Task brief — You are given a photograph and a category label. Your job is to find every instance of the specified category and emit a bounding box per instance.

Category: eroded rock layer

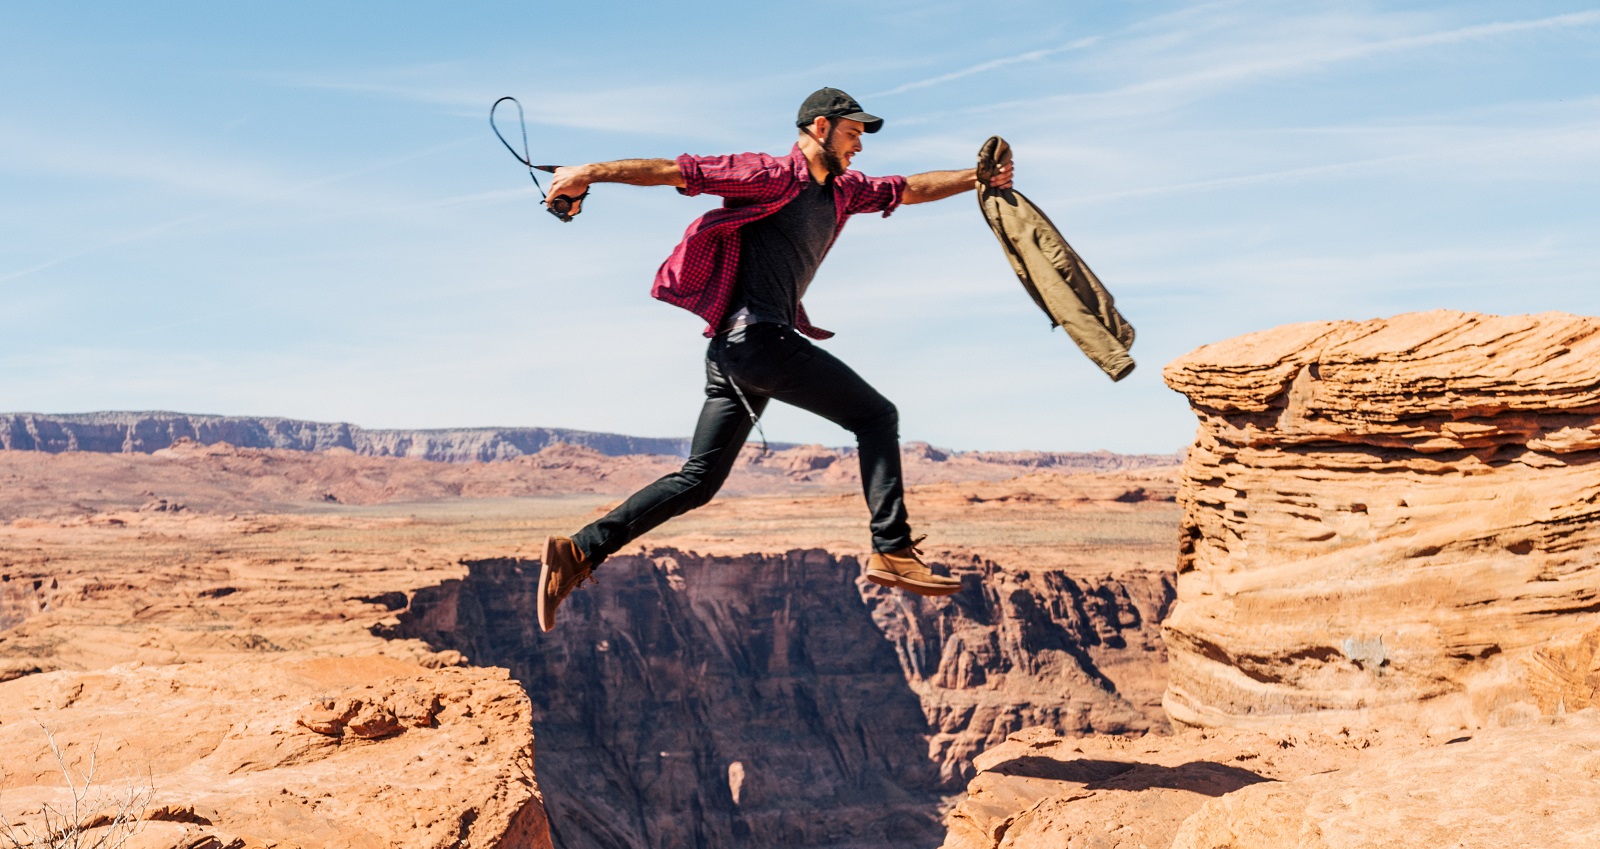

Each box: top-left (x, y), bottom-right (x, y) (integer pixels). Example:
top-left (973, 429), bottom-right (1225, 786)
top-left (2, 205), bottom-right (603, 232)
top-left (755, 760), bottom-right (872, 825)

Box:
top-left (395, 549), bottom-right (1173, 849)
top-left (862, 559), bottom-right (1173, 786)
top-left (1161, 310), bottom-right (1600, 727)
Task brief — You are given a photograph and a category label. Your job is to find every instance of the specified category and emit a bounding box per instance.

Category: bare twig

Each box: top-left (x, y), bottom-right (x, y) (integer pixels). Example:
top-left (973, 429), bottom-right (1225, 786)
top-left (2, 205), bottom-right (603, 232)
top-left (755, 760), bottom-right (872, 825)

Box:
top-left (0, 725), bottom-right (153, 849)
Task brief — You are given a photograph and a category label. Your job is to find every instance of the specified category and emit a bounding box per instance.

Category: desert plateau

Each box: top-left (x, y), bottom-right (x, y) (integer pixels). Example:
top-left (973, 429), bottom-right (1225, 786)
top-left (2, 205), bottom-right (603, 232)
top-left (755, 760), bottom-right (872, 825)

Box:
top-left (4, 311), bottom-right (1600, 849)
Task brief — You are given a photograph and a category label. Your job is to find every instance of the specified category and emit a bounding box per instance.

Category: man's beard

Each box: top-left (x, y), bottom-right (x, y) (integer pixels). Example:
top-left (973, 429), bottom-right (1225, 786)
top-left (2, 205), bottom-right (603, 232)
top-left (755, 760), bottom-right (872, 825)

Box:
top-left (820, 123), bottom-right (847, 177)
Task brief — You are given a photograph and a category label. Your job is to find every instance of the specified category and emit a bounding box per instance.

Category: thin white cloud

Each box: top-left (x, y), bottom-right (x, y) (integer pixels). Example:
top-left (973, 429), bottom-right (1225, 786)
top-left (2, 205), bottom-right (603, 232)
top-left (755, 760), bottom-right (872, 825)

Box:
top-left (964, 8), bottom-right (1600, 120)
top-left (279, 68), bottom-right (757, 143)
top-left (1048, 113), bottom-right (1600, 207)
top-left (0, 135), bottom-right (476, 287)
top-left (1109, 8), bottom-right (1600, 101)
top-left (872, 37), bottom-right (1101, 97)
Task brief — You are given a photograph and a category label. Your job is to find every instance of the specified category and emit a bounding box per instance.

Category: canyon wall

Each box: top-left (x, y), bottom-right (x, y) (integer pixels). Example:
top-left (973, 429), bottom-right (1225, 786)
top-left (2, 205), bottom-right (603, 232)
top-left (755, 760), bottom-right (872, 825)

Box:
top-left (861, 557), bottom-right (1173, 786)
top-left (1161, 310), bottom-right (1600, 727)
top-left (393, 548), bottom-right (1173, 849)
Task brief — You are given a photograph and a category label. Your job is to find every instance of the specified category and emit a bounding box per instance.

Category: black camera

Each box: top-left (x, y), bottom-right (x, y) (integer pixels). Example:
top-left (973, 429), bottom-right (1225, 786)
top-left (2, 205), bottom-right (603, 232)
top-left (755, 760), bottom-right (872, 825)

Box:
top-left (546, 191), bottom-right (589, 223)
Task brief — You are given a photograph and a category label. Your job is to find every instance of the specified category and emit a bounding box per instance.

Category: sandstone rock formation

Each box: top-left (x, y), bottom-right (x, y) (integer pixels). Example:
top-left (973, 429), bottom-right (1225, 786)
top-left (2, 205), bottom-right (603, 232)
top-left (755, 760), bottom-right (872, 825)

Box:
top-left (1, 435), bottom-right (1182, 848)
top-left (941, 723), bottom-right (1417, 849)
top-left (941, 310), bottom-right (1600, 849)
top-left (1, 660), bottom-right (546, 849)
top-left (1169, 709), bottom-right (1600, 849)
top-left (1161, 310), bottom-right (1600, 728)
top-left (0, 511), bottom-right (552, 849)
top-left (944, 710), bottom-right (1600, 849)
top-left (393, 548), bottom-right (1174, 849)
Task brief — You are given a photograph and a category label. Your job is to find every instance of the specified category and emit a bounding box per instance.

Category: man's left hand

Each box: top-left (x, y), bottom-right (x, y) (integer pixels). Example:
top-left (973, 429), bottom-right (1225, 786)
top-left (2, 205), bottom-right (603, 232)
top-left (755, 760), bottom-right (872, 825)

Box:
top-left (987, 161), bottom-right (1014, 190)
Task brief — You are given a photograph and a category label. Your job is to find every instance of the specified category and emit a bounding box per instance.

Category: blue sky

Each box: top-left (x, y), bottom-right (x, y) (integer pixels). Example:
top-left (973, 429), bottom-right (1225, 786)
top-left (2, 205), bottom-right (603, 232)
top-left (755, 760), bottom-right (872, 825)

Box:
top-left (3, 1), bottom-right (1597, 453)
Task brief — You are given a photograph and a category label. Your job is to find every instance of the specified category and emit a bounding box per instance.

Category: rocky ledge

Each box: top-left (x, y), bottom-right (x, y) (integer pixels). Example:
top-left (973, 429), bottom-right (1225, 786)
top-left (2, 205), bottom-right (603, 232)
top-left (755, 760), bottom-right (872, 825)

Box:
top-left (0, 512), bottom-right (551, 849)
top-left (941, 310), bottom-right (1600, 849)
top-left (1160, 309), bottom-right (1600, 728)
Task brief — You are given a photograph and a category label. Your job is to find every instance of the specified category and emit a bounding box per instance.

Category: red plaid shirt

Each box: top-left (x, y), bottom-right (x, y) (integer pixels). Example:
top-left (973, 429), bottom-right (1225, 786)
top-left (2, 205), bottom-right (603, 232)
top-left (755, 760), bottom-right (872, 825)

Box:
top-left (652, 145), bottom-right (907, 339)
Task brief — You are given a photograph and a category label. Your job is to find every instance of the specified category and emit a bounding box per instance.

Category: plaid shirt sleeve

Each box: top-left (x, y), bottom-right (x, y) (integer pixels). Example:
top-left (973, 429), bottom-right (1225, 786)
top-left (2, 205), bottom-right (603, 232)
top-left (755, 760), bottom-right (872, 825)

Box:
top-left (676, 152), bottom-right (794, 201)
top-left (836, 171), bottom-right (907, 218)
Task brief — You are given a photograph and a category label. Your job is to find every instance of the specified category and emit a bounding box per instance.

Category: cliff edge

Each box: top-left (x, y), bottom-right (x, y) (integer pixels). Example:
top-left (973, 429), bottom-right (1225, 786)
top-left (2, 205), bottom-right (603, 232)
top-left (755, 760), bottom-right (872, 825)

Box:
top-left (941, 310), bottom-right (1600, 849)
top-left (1161, 309), bottom-right (1600, 728)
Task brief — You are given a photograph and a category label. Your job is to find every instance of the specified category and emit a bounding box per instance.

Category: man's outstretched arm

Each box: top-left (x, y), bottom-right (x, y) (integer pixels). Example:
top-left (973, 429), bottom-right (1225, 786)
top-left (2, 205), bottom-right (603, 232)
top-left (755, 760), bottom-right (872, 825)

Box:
top-left (544, 159), bottom-right (686, 206)
top-left (902, 162), bottom-right (1014, 204)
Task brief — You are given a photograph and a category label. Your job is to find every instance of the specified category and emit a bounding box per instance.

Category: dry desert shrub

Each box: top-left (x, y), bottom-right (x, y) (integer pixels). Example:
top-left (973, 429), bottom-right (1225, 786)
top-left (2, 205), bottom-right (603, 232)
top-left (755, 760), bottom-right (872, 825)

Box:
top-left (0, 726), bottom-right (152, 849)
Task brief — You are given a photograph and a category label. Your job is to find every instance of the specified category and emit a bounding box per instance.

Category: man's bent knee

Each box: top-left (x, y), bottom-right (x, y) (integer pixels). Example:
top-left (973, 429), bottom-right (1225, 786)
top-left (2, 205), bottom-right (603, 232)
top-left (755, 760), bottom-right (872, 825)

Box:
top-left (846, 400), bottom-right (899, 438)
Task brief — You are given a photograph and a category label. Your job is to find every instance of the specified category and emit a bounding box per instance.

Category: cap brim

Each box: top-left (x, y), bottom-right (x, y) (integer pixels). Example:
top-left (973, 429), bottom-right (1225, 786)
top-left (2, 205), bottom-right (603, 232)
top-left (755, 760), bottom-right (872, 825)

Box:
top-left (838, 111), bottom-right (884, 133)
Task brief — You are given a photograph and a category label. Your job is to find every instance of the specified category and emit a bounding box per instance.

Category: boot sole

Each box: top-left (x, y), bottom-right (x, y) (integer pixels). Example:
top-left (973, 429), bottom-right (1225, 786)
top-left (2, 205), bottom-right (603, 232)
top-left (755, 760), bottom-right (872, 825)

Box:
top-left (537, 536), bottom-right (558, 633)
top-left (865, 569), bottom-right (962, 597)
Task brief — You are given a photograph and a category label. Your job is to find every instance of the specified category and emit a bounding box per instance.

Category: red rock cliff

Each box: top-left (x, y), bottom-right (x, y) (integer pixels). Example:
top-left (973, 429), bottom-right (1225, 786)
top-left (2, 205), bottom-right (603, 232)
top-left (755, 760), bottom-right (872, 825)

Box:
top-left (1162, 309), bottom-right (1600, 727)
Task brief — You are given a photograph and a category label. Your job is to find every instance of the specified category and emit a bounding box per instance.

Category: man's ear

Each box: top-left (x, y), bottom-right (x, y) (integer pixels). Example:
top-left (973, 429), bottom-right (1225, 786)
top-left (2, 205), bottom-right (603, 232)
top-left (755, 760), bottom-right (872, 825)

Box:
top-left (802, 116), bottom-right (831, 141)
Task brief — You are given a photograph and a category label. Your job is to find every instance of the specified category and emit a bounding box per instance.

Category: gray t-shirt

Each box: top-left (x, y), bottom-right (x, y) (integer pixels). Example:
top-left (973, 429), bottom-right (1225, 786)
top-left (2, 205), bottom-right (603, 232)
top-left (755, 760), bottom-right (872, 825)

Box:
top-left (727, 176), bottom-right (837, 328)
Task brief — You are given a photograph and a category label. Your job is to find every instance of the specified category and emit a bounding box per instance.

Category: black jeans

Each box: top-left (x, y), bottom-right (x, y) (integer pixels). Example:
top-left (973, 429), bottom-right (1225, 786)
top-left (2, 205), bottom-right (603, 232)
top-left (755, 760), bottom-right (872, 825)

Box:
top-left (571, 322), bottom-right (913, 565)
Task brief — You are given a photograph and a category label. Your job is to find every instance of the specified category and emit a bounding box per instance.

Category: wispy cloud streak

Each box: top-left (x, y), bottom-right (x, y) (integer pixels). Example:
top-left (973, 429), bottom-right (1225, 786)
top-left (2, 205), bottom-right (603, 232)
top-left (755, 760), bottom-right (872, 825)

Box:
top-left (872, 37), bottom-right (1100, 97)
top-left (0, 136), bottom-right (476, 288)
top-left (976, 9), bottom-right (1600, 116)
top-left (1057, 117), bottom-right (1600, 205)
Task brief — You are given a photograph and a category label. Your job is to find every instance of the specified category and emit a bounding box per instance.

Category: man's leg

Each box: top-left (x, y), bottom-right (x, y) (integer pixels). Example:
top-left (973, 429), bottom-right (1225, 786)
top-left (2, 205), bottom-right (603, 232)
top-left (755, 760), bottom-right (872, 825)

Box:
top-left (570, 344), bottom-right (766, 566)
top-left (722, 324), bottom-right (912, 553)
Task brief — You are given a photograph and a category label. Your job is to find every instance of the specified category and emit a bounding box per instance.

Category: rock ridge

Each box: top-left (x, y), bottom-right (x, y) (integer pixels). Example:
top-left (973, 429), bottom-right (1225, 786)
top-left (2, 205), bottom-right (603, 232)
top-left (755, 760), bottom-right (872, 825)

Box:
top-left (0, 411), bottom-right (1183, 469)
top-left (1, 411), bottom-right (693, 461)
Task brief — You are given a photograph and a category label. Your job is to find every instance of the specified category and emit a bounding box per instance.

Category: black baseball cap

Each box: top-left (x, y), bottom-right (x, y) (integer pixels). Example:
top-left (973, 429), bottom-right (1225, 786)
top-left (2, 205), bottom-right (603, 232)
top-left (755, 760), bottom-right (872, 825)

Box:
top-left (796, 87), bottom-right (883, 133)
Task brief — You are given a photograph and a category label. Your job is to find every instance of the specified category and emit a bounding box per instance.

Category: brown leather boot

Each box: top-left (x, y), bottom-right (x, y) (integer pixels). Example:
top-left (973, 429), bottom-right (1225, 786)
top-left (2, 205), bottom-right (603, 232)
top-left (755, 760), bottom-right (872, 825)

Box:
top-left (865, 536), bottom-right (961, 597)
top-left (539, 536), bottom-right (593, 632)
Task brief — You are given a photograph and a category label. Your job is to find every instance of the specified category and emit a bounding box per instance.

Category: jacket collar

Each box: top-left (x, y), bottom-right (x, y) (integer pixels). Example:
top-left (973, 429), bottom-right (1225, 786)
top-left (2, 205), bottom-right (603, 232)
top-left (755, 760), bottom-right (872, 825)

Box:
top-left (787, 143), bottom-right (809, 180)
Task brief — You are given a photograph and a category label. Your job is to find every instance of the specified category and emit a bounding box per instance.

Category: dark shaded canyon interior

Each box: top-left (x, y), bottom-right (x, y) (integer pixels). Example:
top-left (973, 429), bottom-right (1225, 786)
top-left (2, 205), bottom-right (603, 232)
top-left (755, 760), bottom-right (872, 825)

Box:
top-left (391, 548), bottom-right (1175, 849)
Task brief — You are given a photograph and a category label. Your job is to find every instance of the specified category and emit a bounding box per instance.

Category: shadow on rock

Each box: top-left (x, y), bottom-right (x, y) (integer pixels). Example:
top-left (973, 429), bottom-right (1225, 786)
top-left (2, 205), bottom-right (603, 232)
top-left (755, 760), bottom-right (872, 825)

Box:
top-left (988, 754), bottom-right (1271, 796)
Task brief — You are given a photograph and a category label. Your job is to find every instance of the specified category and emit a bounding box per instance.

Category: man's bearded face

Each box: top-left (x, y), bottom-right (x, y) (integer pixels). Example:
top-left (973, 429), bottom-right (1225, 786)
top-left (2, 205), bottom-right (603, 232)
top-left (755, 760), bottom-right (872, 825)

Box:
top-left (820, 120), bottom-right (848, 177)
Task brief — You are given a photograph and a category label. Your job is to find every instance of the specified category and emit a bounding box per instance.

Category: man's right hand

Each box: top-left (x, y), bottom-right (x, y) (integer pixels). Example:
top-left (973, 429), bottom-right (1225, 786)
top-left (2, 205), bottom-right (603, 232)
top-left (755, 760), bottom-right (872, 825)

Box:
top-left (544, 165), bottom-right (591, 216)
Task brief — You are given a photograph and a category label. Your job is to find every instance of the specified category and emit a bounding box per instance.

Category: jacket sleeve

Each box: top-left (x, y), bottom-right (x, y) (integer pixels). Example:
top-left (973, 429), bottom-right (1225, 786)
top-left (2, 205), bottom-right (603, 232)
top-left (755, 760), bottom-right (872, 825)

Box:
top-left (838, 172), bottom-right (907, 218)
top-left (676, 152), bottom-right (792, 202)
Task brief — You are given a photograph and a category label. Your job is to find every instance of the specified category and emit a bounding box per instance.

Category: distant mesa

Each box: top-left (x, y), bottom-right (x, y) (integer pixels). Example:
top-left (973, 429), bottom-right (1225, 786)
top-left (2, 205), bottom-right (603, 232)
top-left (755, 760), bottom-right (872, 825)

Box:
top-left (0, 411), bottom-right (1183, 469)
top-left (0, 411), bottom-right (693, 463)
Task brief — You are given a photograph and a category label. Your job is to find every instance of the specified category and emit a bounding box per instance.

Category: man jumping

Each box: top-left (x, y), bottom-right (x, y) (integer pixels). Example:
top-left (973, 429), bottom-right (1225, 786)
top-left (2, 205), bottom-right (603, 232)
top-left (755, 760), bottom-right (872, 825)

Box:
top-left (538, 87), bottom-right (1014, 632)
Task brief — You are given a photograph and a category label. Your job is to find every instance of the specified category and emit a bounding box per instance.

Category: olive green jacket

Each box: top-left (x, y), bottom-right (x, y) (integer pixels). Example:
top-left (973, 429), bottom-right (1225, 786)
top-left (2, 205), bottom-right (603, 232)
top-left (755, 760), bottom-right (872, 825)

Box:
top-left (977, 136), bottom-right (1135, 381)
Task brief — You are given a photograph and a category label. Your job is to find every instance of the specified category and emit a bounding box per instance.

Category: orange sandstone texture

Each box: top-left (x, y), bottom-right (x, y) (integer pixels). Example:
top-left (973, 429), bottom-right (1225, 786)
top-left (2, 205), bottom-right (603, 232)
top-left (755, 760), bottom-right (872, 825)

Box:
top-left (942, 311), bottom-right (1600, 849)
top-left (1168, 710), bottom-right (1600, 849)
top-left (0, 458), bottom-right (1181, 849)
top-left (1161, 310), bottom-right (1600, 728)
top-left (0, 512), bottom-right (552, 849)
top-left (941, 724), bottom-right (1420, 849)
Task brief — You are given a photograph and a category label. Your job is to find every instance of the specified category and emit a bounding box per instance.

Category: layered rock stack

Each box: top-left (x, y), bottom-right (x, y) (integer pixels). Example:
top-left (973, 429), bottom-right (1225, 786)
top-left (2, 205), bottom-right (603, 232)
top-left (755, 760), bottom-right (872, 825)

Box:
top-left (1162, 309), bottom-right (1600, 728)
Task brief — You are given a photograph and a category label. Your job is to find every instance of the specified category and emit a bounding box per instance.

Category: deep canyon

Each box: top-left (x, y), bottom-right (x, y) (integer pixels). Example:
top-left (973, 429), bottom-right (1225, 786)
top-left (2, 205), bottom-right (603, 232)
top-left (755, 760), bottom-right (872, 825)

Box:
top-left (6, 310), bottom-right (1600, 848)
